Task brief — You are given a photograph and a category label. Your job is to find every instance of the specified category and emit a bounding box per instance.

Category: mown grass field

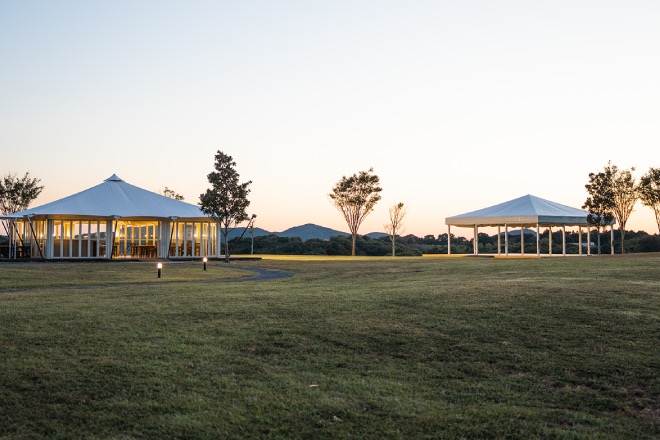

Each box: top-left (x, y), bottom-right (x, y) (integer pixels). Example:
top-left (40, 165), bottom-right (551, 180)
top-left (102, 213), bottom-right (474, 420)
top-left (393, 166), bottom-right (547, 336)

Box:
top-left (1, 255), bottom-right (659, 439)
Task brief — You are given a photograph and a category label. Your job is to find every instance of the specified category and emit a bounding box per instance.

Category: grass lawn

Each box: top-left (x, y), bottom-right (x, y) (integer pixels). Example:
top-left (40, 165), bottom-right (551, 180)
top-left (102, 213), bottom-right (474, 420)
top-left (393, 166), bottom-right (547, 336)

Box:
top-left (0, 255), bottom-right (658, 439)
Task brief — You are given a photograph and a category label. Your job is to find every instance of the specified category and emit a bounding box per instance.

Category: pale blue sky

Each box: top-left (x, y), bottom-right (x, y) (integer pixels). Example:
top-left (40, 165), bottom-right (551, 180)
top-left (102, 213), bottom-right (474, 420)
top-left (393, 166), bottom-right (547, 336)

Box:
top-left (2, 1), bottom-right (658, 235)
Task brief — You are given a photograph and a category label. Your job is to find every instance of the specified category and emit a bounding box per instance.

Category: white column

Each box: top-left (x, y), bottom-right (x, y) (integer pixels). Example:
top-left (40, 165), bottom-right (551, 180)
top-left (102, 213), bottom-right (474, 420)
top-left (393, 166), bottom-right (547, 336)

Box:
top-left (215, 223), bottom-right (221, 258)
top-left (447, 225), bottom-right (451, 255)
top-left (497, 226), bottom-right (501, 255)
top-left (68, 221), bottom-right (73, 257)
top-left (87, 221), bottom-right (91, 257)
top-left (578, 226), bottom-right (582, 255)
top-left (536, 223), bottom-right (540, 256)
top-left (521, 227), bottom-right (525, 255)
top-left (183, 222), bottom-right (188, 256)
top-left (610, 225), bottom-right (614, 254)
top-left (587, 227), bottom-right (591, 255)
top-left (160, 220), bottom-right (170, 258)
top-left (105, 220), bottom-right (113, 259)
top-left (474, 225), bottom-right (478, 255)
top-left (46, 219), bottom-right (54, 259)
top-left (562, 225), bottom-right (566, 256)
top-left (78, 221), bottom-right (83, 258)
top-left (96, 221), bottom-right (101, 258)
top-left (505, 224), bottom-right (509, 256)
top-left (548, 226), bottom-right (552, 255)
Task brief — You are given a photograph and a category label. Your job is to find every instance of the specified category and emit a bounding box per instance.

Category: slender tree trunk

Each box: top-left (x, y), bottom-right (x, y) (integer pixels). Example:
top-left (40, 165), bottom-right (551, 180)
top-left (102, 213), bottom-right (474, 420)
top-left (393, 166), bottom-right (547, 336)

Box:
top-left (620, 228), bottom-right (625, 254)
top-left (221, 226), bottom-right (230, 263)
top-left (351, 233), bottom-right (356, 256)
top-left (597, 229), bottom-right (601, 255)
top-left (391, 237), bottom-right (396, 257)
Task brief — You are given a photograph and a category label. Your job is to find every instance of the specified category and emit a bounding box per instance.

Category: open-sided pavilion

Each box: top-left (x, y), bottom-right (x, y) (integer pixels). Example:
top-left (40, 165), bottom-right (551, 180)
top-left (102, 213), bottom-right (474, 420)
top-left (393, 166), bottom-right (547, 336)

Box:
top-left (445, 194), bottom-right (615, 256)
top-left (0, 174), bottom-right (221, 260)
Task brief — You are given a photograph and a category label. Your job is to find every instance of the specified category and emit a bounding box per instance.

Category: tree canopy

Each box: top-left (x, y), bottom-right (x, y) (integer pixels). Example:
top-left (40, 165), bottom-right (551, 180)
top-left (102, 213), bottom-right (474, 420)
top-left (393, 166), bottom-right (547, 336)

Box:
top-left (585, 162), bottom-right (637, 254)
top-left (583, 168), bottom-right (615, 254)
top-left (329, 168), bottom-right (382, 256)
top-left (0, 172), bottom-right (44, 215)
top-left (199, 151), bottom-right (252, 262)
top-left (638, 167), bottom-right (660, 233)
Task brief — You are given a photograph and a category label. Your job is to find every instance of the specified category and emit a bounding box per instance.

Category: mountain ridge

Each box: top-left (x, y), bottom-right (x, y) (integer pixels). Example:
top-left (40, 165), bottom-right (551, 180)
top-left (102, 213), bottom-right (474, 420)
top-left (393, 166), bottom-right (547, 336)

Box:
top-left (226, 223), bottom-right (385, 241)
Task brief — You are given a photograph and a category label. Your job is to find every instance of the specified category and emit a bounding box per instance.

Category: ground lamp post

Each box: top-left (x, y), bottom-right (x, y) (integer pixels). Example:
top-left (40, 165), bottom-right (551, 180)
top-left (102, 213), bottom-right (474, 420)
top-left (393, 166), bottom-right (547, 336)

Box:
top-left (157, 263), bottom-right (162, 278)
top-left (249, 215), bottom-right (256, 255)
top-left (203, 257), bottom-right (207, 270)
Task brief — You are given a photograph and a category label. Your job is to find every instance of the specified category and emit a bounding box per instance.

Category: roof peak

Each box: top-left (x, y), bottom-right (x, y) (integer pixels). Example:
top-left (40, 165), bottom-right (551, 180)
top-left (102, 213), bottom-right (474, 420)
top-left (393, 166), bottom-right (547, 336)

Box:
top-left (104, 174), bottom-right (124, 182)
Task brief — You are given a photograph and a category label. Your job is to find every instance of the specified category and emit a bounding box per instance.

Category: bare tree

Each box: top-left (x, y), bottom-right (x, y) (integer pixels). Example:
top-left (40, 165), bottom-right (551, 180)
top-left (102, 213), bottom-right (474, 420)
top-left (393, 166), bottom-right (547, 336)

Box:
top-left (162, 187), bottom-right (185, 201)
top-left (384, 202), bottom-right (406, 256)
top-left (329, 168), bottom-right (382, 256)
top-left (611, 164), bottom-right (638, 253)
top-left (638, 167), bottom-right (660, 233)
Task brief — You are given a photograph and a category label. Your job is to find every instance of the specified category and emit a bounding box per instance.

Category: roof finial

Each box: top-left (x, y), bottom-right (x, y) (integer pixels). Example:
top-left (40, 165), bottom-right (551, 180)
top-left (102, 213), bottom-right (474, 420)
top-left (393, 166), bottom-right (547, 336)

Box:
top-left (104, 174), bottom-right (124, 182)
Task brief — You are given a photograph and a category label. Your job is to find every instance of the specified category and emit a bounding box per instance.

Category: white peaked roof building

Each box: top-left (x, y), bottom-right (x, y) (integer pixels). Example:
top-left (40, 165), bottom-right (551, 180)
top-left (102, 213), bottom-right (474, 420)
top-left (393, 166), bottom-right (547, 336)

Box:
top-left (1, 175), bottom-right (220, 260)
top-left (445, 194), bottom-right (615, 256)
top-left (6, 174), bottom-right (209, 220)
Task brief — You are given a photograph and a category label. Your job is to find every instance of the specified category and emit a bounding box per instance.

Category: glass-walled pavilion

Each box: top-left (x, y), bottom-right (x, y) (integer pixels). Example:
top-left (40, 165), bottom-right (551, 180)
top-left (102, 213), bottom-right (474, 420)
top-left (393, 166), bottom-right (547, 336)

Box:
top-left (0, 174), bottom-right (221, 260)
top-left (1, 217), bottom-right (219, 260)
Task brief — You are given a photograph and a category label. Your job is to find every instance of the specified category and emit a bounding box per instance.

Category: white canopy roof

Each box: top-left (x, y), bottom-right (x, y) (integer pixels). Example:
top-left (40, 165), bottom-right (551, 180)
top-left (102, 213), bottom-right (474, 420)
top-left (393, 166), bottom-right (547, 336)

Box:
top-left (445, 194), bottom-right (596, 227)
top-left (2, 174), bottom-right (209, 221)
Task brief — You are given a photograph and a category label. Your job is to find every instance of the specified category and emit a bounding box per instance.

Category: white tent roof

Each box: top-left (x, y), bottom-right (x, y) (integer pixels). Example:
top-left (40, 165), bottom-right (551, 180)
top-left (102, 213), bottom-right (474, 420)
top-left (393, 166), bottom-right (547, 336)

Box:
top-left (445, 194), bottom-right (596, 227)
top-left (2, 174), bottom-right (209, 221)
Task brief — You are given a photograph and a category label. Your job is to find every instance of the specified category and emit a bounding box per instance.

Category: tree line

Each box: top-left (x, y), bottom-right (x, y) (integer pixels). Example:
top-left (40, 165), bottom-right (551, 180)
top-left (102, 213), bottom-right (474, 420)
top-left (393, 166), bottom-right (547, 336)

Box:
top-left (226, 228), bottom-right (660, 256)
top-left (2, 153), bottom-right (659, 259)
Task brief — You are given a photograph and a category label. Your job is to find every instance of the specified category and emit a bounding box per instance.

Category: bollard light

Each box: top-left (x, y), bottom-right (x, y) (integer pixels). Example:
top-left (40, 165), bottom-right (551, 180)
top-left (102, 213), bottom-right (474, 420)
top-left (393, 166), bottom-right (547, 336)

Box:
top-left (203, 257), bottom-right (207, 271)
top-left (157, 262), bottom-right (162, 278)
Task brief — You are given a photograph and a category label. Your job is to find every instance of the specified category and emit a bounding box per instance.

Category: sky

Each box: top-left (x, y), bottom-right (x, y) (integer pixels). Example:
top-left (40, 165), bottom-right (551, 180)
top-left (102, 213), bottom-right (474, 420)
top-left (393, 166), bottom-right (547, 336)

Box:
top-left (1, 1), bottom-right (659, 237)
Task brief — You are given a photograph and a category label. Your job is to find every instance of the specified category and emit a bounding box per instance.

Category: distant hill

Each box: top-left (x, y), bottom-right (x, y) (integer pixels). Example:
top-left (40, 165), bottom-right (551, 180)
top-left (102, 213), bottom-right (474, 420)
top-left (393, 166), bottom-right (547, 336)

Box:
top-left (501, 228), bottom-right (538, 237)
top-left (225, 223), bottom-right (348, 241)
top-left (277, 224), bottom-right (348, 241)
top-left (365, 232), bottom-right (388, 239)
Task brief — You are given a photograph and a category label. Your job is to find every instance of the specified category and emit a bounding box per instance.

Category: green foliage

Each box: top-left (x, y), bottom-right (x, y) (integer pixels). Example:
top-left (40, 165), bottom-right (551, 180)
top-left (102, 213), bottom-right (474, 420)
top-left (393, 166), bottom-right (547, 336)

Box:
top-left (0, 172), bottom-right (44, 215)
top-left (193, 229), bottom-right (659, 257)
top-left (329, 168), bottom-right (382, 256)
top-left (638, 167), bottom-right (660, 233)
top-left (199, 151), bottom-right (252, 262)
top-left (583, 167), bottom-right (615, 230)
top-left (584, 162), bottom-right (638, 254)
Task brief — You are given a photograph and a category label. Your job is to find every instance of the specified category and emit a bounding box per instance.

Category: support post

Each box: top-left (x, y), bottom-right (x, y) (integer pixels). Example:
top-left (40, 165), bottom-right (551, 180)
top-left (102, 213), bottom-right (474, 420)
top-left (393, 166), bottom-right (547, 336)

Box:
top-left (105, 220), bottom-right (113, 259)
top-left (562, 225), bottom-right (566, 256)
top-left (447, 225), bottom-right (451, 255)
top-left (536, 223), bottom-right (540, 256)
top-left (497, 225), bottom-right (501, 255)
top-left (548, 226), bottom-right (552, 255)
top-left (505, 224), bottom-right (509, 256)
top-left (579, 226), bottom-right (583, 255)
top-left (587, 227), bottom-right (591, 256)
top-left (474, 225), bottom-right (478, 255)
top-left (610, 225), bottom-right (614, 254)
top-left (46, 219), bottom-right (54, 259)
top-left (521, 227), bottom-right (525, 255)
